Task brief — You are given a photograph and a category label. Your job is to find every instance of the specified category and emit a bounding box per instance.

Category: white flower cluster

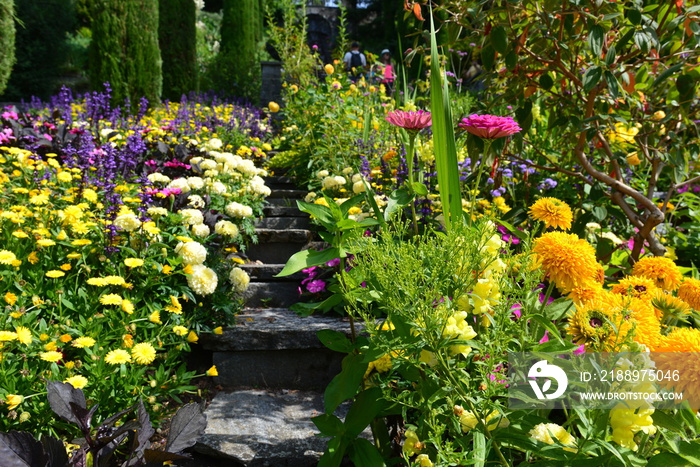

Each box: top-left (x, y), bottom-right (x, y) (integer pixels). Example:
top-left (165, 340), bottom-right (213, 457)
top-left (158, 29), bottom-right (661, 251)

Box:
top-left (225, 202), bottom-right (253, 218)
top-left (215, 220), bottom-right (239, 238)
top-left (175, 241), bottom-right (207, 265)
top-left (114, 212), bottom-right (141, 232)
top-left (188, 264), bottom-right (218, 295)
top-left (229, 267), bottom-right (250, 293)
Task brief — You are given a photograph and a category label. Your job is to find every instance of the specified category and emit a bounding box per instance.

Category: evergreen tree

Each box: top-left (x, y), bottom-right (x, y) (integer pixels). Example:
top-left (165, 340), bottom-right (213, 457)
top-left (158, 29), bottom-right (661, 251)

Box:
top-left (89, 0), bottom-right (161, 106)
top-left (159, 0), bottom-right (198, 101)
top-left (0, 0), bottom-right (16, 95)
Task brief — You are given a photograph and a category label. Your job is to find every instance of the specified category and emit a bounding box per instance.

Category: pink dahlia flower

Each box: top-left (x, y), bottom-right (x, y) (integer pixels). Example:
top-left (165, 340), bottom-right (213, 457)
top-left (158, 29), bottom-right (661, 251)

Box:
top-left (458, 114), bottom-right (521, 139)
top-left (386, 110), bottom-right (432, 131)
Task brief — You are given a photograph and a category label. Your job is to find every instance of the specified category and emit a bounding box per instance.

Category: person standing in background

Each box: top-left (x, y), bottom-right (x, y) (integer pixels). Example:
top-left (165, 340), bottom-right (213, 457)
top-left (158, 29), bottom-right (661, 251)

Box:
top-left (377, 49), bottom-right (395, 96)
top-left (343, 42), bottom-right (367, 82)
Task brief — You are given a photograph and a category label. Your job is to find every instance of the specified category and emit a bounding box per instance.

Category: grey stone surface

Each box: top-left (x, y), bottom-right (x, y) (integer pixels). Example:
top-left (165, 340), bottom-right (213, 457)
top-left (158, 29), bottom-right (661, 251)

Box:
top-left (255, 216), bottom-right (311, 230)
top-left (253, 228), bottom-right (313, 243)
top-left (242, 282), bottom-right (301, 308)
top-left (239, 263), bottom-right (304, 281)
top-left (201, 308), bottom-right (355, 352)
top-left (267, 189), bottom-right (308, 200)
top-left (195, 390), bottom-right (329, 466)
top-left (262, 206), bottom-right (309, 217)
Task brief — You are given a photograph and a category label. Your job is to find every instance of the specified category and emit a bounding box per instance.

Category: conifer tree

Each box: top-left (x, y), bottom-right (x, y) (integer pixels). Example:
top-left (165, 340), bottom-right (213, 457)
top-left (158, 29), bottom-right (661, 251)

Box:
top-left (159, 0), bottom-right (197, 101)
top-left (0, 0), bottom-right (16, 95)
top-left (217, 0), bottom-right (261, 100)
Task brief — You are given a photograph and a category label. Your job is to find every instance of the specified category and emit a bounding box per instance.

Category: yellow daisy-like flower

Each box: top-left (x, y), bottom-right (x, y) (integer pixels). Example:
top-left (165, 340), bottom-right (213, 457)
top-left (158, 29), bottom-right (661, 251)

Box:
top-left (532, 232), bottom-right (600, 294)
top-left (12, 231), bottom-right (28, 238)
top-left (40, 351), bottom-right (63, 363)
top-left (99, 293), bottom-right (123, 306)
top-left (87, 277), bottom-right (108, 286)
top-left (64, 375), bottom-right (88, 389)
top-left (165, 295), bottom-right (182, 314)
top-left (72, 336), bottom-right (96, 348)
top-left (148, 310), bottom-right (162, 324)
top-left (206, 365), bottom-right (218, 377)
top-left (122, 334), bottom-right (134, 348)
top-left (71, 239), bottom-right (92, 246)
top-left (631, 256), bottom-right (683, 291)
top-left (104, 349), bottom-right (131, 365)
top-left (104, 275), bottom-right (126, 285)
top-left (60, 263), bottom-right (72, 271)
top-left (528, 423), bottom-right (577, 452)
top-left (187, 331), bottom-right (199, 343)
top-left (0, 250), bottom-right (17, 265)
top-left (36, 239), bottom-right (56, 247)
top-left (528, 197), bottom-right (573, 230)
top-left (567, 282), bottom-right (605, 305)
top-left (162, 265), bottom-right (173, 275)
top-left (678, 277), bottom-right (700, 310)
top-left (0, 331), bottom-right (18, 341)
top-left (172, 325), bottom-right (188, 336)
top-left (121, 299), bottom-right (134, 314)
top-left (626, 296), bottom-right (661, 351)
top-left (131, 342), bottom-right (157, 365)
top-left (650, 289), bottom-right (691, 321)
top-left (15, 327), bottom-right (32, 345)
top-left (124, 258), bottom-right (144, 268)
top-left (4, 292), bottom-right (17, 305)
top-left (213, 327), bottom-right (223, 335)
top-left (59, 334), bottom-right (72, 343)
top-left (45, 270), bottom-right (65, 278)
top-left (5, 394), bottom-right (23, 410)
top-left (611, 276), bottom-right (658, 299)
top-left (654, 328), bottom-right (700, 407)
top-left (27, 251), bottom-right (39, 264)
top-left (567, 293), bottom-right (633, 351)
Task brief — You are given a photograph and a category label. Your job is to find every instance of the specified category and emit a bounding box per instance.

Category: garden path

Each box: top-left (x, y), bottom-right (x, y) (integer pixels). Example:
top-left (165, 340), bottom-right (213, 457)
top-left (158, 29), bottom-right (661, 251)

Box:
top-left (193, 175), bottom-right (355, 466)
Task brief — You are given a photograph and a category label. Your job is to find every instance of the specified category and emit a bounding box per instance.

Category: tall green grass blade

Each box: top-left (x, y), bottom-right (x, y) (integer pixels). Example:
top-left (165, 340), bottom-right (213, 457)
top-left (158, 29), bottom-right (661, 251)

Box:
top-left (429, 10), bottom-right (463, 230)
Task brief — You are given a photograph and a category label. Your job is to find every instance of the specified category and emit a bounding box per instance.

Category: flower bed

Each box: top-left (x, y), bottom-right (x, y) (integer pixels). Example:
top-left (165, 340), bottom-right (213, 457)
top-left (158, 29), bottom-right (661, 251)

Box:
top-left (0, 87), bottom-right (273, 435)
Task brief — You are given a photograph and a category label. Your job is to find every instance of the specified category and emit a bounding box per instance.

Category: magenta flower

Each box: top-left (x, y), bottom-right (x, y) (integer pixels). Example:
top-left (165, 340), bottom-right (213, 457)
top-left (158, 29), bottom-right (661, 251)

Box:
top-left (458, 114), bottom-right (521, 139)
top-left (385, 110), bottom-right (432, 131)
top-left (307, 279), bottom-right (327, 294)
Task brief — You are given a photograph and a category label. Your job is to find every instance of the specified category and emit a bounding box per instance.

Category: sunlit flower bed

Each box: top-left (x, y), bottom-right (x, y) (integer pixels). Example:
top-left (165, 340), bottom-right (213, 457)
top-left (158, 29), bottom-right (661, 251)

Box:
top-left (0, 87), bottom-right (272, 435)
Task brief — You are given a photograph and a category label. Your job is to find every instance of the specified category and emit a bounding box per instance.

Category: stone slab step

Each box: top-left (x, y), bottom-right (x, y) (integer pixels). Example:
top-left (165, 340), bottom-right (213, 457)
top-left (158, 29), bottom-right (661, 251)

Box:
top-left (262, 206), bottom-right (309, 217)
top-left (239, 263), bottom-right (303, 281)
top-left (196, 389), bottom-right (359, 466)
top-left (263, 175), bottom-right (299, 190)
top-left (255, 216), bottom-right (311, 230)
top-left (267, 188), bottom-right (308, 200)
top-left (242, 282), bottom-right (301, 308)
top-left (245, 229), bottom-right (313, 264)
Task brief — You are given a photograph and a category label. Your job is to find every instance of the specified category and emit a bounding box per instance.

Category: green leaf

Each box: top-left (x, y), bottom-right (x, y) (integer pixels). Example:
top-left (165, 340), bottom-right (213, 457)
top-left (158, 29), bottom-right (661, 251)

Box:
top-left (539, 73), bottom-right (554, 90)
top-left (480, 43), bottom-right (496, 70)
top-left (605, 44), bottom-right (616, 67)
top-left (588, 24), bottom-right (605, 57)
top-left (344, 387), bottom-right (386, 437)
top-left (647, 452), bottom-right (693, 467)
top-left (411, 181), bottom-right (428, 196)
top-left (318, 437), bottom-right (346, 467)
top-left (582, 66), bottom-right (602, 92)
top-left (490, 25), bottom-right (508, 54)
top-left (544, 297), bottom-right (574, 321)
top-left (384, 187), bottom-right (413, 221)
top-left (473, 431), bottom-right (486, 467)
top-left (312, 413), bottom-right (345, 437)
top-left (633, 30), bottom-right (652, 53)
top-left (528, 314), bottom-right (567, 345)
top-left (339, 194), bottom-right (365, 217)
top-left (296, 200), bottom-right (335, 228)
top-left (627, 9), bottom-right (642, 25)
top-left (317, 330), bottom-right (354, 353)
top-left (605, 70), bottom-right (619, 98)
top-left (276, 247), bottom-right (341, 277)
top-left (652, 63), bottom-right (684, 88)
top-left (347, 438), bottom-right (385, 466)
top-left (324, 353), bottom-right (368, 413)
top-left (678, 441), bottom-right (700, 465)
top-left (652, 410), bottom-right (685, 432)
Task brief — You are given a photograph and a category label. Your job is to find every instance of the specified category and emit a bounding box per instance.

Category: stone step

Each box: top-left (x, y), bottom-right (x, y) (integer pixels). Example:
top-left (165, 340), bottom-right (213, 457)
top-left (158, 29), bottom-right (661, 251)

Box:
top-left (245, 229), bottom-right (313, 264)
top-left (201, 308), bottom-right (355, 389)
top-left (239, 263), bottom-right (303, 282)
top-left (255, 215), bottom-right (311, 230)
top-left (196, 389), bottom-right (362, 466)
top-left (242, 282), bottom-right (301, 308)
top-left (263, 175), bottom-right (299, 190)
top-left (262, 206), bottom-right (308, 218)
top-left (267, 188), bottom-right (308, 200)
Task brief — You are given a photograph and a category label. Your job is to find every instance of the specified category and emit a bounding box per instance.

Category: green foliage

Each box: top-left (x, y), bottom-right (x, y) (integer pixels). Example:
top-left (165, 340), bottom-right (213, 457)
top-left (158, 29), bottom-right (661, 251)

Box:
top-left (210, 0), bottom-right (262, 101)
top-left (0, 0), bottom-right (14, 96)
top-left (89, 0), bottom-right (162, 106)
top-left (0, 0), bottom-right (76, 100)
top-left (159, 0), bottom-right (198, 101)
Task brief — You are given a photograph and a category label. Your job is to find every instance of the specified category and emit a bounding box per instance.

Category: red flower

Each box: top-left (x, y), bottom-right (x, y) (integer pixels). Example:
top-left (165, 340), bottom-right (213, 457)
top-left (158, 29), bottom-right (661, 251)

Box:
top-left (386, 110), bottom-right (432, 131)
top-left (458, 114), bottom-right (521, 139)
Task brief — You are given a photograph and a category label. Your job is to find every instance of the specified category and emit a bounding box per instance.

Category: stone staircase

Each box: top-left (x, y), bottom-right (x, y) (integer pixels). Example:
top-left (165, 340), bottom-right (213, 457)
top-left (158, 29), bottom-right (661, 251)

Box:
top-left (193, 175), bottom-right (356, 466)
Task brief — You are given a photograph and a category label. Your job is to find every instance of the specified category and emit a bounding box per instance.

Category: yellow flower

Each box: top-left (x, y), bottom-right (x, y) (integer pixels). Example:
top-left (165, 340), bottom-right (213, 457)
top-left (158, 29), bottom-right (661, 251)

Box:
top-left (213, 327), bottom-right (223, 335)
top-left (528, 197), bottom-right (573, 230)
top-left (172, 325), bottom-right (188, 336)
top-left (40, 351), bottom-right (63, 363)
top-left (59, 334), bottom-right (72, 343)
top-left (162, 265), bottom-right (173, 275)
top-left (403, 429), bottom-right (423, 456)
top-left (183, 264), bottom-right (194, 275)
top-left (631, 256), bottom-right (683, 291)
top-left (416, 454), bottom-right (433, 467)
top-left (5, 394), bottom-right (23, 410)
top-left (528, 423), bottom-right (577, 452)
top-left (187, 331), bottom-right (199, 343)
top-left (149, 310), bottom-right (162, 324)
top-left (12, 231), bottom-right (28, 238)
top-left (609, 406), bottom-right (655, 451)
top-left (104, 275), bottom-right (126, 285)
top-left (59, 263), bottom-right (72, 271)
top-left (72, 336), bottom-right (96, 348)
top-left (36, 239), bottom-right (56, 247)
top-left (64, 375), bottom-right (88, 389)
top-left (99, 293), bottom-right (123, 306)
top-left (206, 365), bottom-right (218, 377)
top-left (268, 101), bottom-right (280, 113)
top-left (626, 152), bottom-right (641, 166)
top-left (87, 277), bottom-right (107, 286)
top-left (0, 331), bottom-right (18, 341)
top-left (165, 295), bottom-right (182, 314)
top-left (567, 293), bottom-right (632, 351)
top-left (4, 292), bottom-right (17, 306)
top-left (104, 349), bottom-right (131, 364)
top-left (0, 250), bottom-right (18, 264)
top-left (44, 341), bottom-right (57, 351)
top-left (15, 327), bottom-right (31, 345)
top-left (121, 299), bottom-right (135, 314)
top-left (533, 232), bottom-right (599, 294)
top-left (131, 343), bottom-right (157, 365)
top-left (71, 239), bottom-right (92, 246)
top-left (324, 64), bottom-right (334, 75)
top-left (678, 277), bottom-right (700, 310)
top-left (459, 410), bottom-right (508, 432)
top-left (610, 276), bottom-right (658, 299)
top-left (45, 270), bottom-right (65, 278)
top-left (27, 251), bottom-right (39, 264)
top-left (64, 361), bottom-right (75, 370)
top-left (124, 258), bottom-right (144, 268)
top-left (122, 334), bottom-right (134, 348)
